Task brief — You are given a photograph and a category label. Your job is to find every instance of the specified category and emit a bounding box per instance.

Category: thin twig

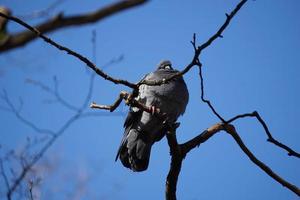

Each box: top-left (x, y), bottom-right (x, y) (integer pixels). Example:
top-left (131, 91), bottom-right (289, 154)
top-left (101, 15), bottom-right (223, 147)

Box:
top-left (227, 111), bottom-right (300, 158)
top-left (198, 65), bottom-right (226, 123)
top-left (1, 90), bottom-right (56, 136)
top-left (0, 12), bottom-right (137, 89)
top-left (17, 0), bottom-right (65, 20)
top-left (90, 92), bottom-right (126, 112)
top-left (91, 91), bottom-right (164, 117)
top-left (224, 125), bottom-right (300, 196)
top-left (28, 181), bottom-right (34, 200)
top-left (0, 159), bottom-right (10, 191)
top-left (81, 73), bottom-right (96, 110)
top-left (26, 78), bottom-right (79, 112)
top-left (4, 74), bottom-right (97, 199)
top-left (0, 0), bottom-right (148, 52)
top-left (139, 0), bottom-right (248, 87)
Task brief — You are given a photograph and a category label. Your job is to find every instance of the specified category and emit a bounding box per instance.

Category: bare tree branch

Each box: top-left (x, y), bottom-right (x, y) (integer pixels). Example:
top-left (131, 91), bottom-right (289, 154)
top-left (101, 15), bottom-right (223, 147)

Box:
top-left (197, 51), bottom-right (299, 159)
top-left (191, 0), bottom-right (299, 159)
top-left (4, 100), bottom-right (83, 200)
top-left (165, 123), bottom-right (300, 199)
top-left (181, 123), bottom-right (223, 155)
top-left (28, 180), bottom-right (34, 200)
top-left (224, 125), bottom-right (300, 196)
top-left (198, 64), bottom-right (226, 122)
top-left (3, 71), bottom-right (98, 199)
top-left (162, 0), bottom-right (299, 198)
top-left (1, 43), bottom-right (129, 199)
top-left (138, 0), bottom-right (248, 87)
top-left (227, 111), bottom-right (300, 158)
top-left (0, 159), bottom-right (10, 191)
top-left (165, 125), bottom-right (182, 200)
top-left (0, 11), bottom-right (137, 89)
top-left (17, 0), bottom-right (65, 20)
top-left (91, 90), bottom-right (163, 117)
top-left (90, 91), bottom-right (128, 112)
top-left (1, 90), bottom-right (56, 136)
top-left (0, 12), bottom-right (137, 89)
top-left (0, 0), bottom-right (148, 52)
top-left (165, 123), bottom-right (224, 200)
top-left (25, 78), bottom-right (79, 112)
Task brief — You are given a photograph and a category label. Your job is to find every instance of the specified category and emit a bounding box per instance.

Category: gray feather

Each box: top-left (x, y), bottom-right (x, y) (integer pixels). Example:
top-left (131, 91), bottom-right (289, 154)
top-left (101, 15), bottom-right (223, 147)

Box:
top-left (116, 60), bottom-right (189, 172)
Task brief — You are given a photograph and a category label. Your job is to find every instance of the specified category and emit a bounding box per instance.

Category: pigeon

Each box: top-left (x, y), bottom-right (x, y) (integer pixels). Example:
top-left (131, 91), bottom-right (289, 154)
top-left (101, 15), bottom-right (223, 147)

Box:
top-left (116, 60), bottom-right (189, 172)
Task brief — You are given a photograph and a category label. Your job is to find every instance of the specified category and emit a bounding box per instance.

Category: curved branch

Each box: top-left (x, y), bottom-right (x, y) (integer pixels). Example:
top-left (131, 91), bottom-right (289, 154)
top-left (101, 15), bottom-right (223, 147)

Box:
top-left (181, 123), bottom-right (224, 155)
top-left (139, 0), bottom-right (248, 87)
top-left (165, 123), bottom-right (226, 200)
top-left (0, 12), bottom-right (137, 89)
top-left (0, 0), bottom-right (148, 52)
top-left (26, 78), bottom-right (79, 112)
top-left (1, 90), bottom-right (56, 136)
top-left (166, 123), bottom-right (300, 199)
top-left (224, 125), bottom-right (300, 196)
top-left (227, 111), bottom-right (300, 158)
top-left (198, 64), bottom-right (226, 122)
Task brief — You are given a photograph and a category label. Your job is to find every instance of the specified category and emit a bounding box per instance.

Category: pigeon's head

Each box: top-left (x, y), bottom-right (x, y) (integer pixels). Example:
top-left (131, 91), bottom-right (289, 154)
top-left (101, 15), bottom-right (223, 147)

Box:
top-left (157, 60), bottom-right (173, 70)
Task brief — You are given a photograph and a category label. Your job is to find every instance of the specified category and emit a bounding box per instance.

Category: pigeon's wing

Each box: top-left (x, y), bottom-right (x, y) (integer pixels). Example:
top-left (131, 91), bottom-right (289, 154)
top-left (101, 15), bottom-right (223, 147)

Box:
top-left (115, 108), bottom-right (142, 161)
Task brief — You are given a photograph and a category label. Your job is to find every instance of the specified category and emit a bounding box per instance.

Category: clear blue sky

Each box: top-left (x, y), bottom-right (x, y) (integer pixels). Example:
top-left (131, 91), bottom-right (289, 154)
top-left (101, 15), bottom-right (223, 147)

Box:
top-left (0, 0), bottom-right (299, 199)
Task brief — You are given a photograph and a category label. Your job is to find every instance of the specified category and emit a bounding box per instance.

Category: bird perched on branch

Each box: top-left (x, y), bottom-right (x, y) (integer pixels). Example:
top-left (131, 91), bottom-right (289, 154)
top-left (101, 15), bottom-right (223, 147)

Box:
top-left (116, 60), bottom-right (189, 172)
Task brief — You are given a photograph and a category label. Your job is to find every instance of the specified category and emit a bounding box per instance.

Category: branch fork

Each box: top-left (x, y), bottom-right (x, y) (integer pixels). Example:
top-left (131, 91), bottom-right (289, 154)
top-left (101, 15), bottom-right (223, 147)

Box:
top-left (90, 91), bottom-right (165, 117)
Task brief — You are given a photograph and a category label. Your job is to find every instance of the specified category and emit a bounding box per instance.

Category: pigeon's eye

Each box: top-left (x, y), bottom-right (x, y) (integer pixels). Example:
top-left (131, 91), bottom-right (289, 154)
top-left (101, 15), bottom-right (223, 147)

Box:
top-left (165, 65), bottom-right (171, 69)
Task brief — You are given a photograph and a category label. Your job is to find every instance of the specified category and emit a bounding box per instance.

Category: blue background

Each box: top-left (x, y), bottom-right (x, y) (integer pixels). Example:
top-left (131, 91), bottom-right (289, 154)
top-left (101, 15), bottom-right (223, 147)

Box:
top-left (0, 0), bottom-right (299, 199)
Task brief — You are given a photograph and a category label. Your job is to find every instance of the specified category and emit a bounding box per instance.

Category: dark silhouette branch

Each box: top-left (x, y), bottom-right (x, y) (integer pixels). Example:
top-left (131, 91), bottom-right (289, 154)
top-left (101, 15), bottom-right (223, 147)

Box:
top-left (224, 125), bottom-right (300, 196)
top-left (181, 123), bottom-right (223, 155)
top-left (165, 126), bottom-right (182, 200)
top-left (165, 123), bottom-right (224, 200)
top-left (198, 51), bottom-right (298, 159)
top-left (165, 123), bottom-right (300, 199)
top-left (0, 0), bottom-right (246, 89)
top-left (227, 111), bottom-right (300, 158)
top-left (197, 0), bottom-right (247, 51)
top-left (0, 0), bottom-right (148, 52)
top-left (198, 64), bottom-right (226, 123)
top-left (0, 12), bottom-right (137, 89)
top-left (138, 0), bottom-right (248, 87)
top-left (0, 159), bottom-right (10, 192)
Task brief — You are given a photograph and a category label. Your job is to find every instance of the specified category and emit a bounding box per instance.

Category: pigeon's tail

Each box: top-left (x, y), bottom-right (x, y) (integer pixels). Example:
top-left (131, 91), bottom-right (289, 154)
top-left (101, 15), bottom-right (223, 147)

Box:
top-left (116, 129), bottom-right (153, 172)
